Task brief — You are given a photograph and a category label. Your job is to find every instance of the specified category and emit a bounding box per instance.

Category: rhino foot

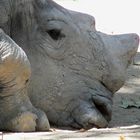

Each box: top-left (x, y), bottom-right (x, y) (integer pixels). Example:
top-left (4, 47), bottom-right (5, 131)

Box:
top-left (10, 112), bottom-right (37, 132)
top-left (6, 109), bottom-right (50, 132)
top-left (32, 108), bottom-right (50, 131)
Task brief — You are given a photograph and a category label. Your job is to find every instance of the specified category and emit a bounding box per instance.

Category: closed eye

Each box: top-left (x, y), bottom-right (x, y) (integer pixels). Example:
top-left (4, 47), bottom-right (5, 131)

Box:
top-left (47, 29), bottom-right (65, 40)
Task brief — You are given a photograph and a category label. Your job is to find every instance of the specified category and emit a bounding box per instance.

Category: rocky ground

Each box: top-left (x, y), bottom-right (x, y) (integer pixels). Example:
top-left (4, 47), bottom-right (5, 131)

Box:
top-left (2, 53), bottom-right (140, 140)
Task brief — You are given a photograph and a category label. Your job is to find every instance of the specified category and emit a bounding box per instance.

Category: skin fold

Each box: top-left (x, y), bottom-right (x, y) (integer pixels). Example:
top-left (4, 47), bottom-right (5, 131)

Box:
top-left (0, 0), bottom-right (139, 131)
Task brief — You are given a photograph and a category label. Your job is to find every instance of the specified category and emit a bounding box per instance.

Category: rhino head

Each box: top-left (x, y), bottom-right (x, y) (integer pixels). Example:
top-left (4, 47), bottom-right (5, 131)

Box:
top-left (0, 0), bottom-right (139, 131)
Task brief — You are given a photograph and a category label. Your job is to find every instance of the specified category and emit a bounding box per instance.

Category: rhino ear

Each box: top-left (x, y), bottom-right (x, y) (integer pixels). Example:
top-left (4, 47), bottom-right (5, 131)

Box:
top-left (0, 29), bottom-right (31, 97)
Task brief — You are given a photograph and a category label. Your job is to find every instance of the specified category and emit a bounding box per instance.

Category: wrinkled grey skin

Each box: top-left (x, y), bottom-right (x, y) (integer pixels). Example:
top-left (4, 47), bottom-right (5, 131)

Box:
top-left (0, 0), bottom-right (139, 131)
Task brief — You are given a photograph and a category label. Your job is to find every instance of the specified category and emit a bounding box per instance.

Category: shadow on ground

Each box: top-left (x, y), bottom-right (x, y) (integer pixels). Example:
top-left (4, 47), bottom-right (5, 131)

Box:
top-left (109, 55), bottom-right (140, 128)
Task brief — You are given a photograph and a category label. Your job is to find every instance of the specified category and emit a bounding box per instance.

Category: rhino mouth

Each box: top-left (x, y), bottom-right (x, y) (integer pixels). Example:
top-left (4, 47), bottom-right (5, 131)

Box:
top-left (83, 78), bottom-right (113, 120)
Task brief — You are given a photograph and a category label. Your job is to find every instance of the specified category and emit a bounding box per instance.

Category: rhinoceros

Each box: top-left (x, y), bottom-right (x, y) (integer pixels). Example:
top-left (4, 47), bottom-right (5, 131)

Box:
top-left (0, 0), bottom-right (139, 131)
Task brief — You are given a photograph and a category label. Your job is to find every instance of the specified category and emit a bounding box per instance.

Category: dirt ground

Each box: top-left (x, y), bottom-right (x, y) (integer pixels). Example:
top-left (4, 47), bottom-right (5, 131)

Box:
top-left (2, 53), bottom-right (140, 140)
top-left (109, 52), bottom-right (140, 128)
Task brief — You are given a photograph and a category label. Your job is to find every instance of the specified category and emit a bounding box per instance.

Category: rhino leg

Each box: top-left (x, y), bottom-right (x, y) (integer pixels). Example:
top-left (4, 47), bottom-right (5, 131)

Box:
top-left (0, 29), bottom-right (50, 131)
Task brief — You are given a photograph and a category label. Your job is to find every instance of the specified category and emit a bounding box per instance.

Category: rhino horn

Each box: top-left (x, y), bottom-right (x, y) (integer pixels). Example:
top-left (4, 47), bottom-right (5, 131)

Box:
top-left (100, 33), bottom-right (139, 92)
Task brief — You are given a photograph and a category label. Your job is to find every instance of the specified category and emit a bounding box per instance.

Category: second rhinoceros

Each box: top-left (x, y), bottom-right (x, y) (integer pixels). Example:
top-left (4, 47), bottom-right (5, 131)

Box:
top-left (0, 0), bottom-right (139, 131)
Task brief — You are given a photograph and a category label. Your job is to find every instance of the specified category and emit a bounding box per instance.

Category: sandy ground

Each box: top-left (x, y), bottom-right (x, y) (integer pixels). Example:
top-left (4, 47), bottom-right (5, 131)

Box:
top-left (1, 53), bottom-right (140, 140)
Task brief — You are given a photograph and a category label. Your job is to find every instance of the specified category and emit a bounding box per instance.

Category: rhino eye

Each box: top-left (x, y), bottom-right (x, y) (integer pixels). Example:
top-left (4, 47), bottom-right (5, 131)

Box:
top-left (47, 29), bottom-right (65, 40)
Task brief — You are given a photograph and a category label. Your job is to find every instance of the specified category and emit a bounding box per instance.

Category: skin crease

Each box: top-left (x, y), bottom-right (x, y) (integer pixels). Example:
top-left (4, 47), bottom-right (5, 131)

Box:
top-left (0, 0), bottom-right (139, 131)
